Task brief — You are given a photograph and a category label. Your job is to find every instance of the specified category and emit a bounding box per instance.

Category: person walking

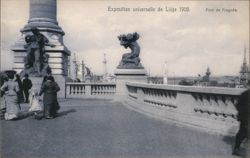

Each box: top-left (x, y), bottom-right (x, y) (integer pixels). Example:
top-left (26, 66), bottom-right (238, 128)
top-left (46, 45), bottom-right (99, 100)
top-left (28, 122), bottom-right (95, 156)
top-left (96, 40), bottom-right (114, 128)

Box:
top-left (22, 74), bottom-right (32, 103)
top-left (15, 74), bottom-right (24, 103)
top-left (0, 74), bottom-right (8, 119)
top-left (39, 76), bottom-right (60, 119)
top-left (232, 87), bottom-right (249, 156)
top-left (0, 73), bottom-right (20, 120)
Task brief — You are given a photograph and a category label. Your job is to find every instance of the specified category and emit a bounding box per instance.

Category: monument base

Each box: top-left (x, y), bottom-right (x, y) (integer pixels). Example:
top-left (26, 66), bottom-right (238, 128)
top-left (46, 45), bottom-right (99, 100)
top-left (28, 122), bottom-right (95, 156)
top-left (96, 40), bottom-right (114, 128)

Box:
top-left (114, 69), bottom-right (147, 101)
top-left (29, 77), bottom-right (44, 93)
top-left (53, 75), bottom-right (66, 98)
top-left (29, 75), bottom-right (66, 98)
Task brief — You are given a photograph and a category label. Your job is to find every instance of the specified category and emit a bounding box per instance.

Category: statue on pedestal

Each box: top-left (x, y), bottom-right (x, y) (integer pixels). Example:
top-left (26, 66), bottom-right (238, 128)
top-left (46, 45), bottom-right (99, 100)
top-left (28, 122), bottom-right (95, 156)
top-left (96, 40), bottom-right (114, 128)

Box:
top-left (117, 32), bottom-right (144, 69)
top-left (21, 27), bottom-right (54, 77)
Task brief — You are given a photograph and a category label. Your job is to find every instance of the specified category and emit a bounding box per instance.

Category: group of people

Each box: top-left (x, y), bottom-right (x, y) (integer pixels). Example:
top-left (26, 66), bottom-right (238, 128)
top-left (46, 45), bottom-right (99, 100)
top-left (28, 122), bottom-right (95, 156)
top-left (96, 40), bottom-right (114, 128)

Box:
top-left (0, 72), bottom-right (60, 120)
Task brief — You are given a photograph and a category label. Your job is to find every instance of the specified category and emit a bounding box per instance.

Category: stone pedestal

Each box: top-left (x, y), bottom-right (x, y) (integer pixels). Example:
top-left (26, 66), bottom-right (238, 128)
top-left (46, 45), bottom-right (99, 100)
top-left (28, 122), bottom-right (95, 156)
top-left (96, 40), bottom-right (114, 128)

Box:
top-left (114, 69), bottom-right (147, 101)
top-left (12, 44), bottom-right (69, 76)
top-left (29, 77), bottom-right (44, 92)
top-left (11, 0), bottom-right (69, 98)
top-left (85, 75), bottom-right (91, 83)
top-left (53, 75), bottom-right (66, 98)
top-left (12, 0), bottom-right (70, 74)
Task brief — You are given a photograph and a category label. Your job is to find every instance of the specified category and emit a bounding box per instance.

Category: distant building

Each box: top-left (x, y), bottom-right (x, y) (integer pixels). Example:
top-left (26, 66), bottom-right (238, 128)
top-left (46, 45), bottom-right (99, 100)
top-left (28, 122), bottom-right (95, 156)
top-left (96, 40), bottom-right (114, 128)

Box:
top-left (200, 66), bottom-right (211, 86)
top-left (147, 76), bottom-right (163, 84)
top-left (71, 53), bottom-right (78, 81)
top-left (163, 61), bottom-right (168, 84)
top-left (239, 46), bottom-right (249, 87)
top-left (178, 79), bottom-right (195, 86)
top-left (81, 60), bottom-right (86, 82)
top-left (103, 53), bottom-right (108, 82)
top-left (148, 76), bottom-right (185, 85)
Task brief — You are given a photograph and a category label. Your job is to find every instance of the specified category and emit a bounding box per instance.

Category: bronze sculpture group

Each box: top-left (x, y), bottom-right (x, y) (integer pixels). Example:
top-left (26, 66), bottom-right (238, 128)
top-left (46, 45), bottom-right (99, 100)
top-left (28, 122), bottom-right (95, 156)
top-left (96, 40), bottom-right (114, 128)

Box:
top-left (21, 29), bottom-right (144, 77)
top-left (117, 32), bottom-right (144, 69)
top-left (21, 27), bottom-right (54, 77)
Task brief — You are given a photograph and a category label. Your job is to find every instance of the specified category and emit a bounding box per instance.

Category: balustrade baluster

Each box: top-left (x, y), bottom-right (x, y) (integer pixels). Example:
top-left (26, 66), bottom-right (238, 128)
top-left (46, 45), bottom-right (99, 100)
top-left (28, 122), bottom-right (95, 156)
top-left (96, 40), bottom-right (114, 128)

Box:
top-left (79, 85), bottom-right (83, 95)
top-left (66, 85), bottom-right (70, 96)
top-left (72, 85), bottom-right (76, 95)
top-left (65, 83), bottom-right (115, 99)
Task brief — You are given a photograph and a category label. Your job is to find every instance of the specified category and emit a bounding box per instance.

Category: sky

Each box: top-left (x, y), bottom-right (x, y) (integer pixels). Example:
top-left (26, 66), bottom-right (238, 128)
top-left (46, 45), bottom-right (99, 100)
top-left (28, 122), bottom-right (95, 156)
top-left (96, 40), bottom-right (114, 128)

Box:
top-left (1, 0), bottom-right (249, 77)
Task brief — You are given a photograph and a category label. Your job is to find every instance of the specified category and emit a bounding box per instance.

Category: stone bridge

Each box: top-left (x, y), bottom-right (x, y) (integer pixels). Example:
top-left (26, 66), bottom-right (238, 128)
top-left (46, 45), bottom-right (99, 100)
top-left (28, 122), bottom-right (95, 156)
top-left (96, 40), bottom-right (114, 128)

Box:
top-left (65, 82), bottom-right (246, 136)
top-left (2, 82), bottom-right (247, 158)
top-left (0, 99), bottom-right (244, 158)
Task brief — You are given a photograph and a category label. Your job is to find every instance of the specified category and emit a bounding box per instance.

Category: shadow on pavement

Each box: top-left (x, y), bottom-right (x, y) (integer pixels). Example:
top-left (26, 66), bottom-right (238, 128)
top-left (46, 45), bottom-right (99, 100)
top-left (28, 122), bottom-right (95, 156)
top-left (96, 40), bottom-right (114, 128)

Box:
top-left (223, 136), bottom-right (234, 145)
top-left (2, 109), bottom-right (77, 121)
top-left (56, 109), bottom-right (76, 118)
top-left (15, 111), bottom-right (34, 120)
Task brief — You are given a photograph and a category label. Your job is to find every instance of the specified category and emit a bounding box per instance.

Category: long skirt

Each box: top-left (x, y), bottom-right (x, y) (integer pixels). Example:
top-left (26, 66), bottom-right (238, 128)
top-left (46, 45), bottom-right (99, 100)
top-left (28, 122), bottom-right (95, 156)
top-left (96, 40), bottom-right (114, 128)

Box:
top-left (4, 95), bottom-right (20, 120)
top-left (44, 102), bottom-right (59, 118)
top-left (43, 93), bottom-right (59, 118)
top-left (29, 97), bottom-right (42, 112)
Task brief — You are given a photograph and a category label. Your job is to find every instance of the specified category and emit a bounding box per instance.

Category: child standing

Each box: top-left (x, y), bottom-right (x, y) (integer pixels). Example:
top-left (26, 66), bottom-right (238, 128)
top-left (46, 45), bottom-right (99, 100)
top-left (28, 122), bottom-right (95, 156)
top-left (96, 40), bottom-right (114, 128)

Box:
top-left (29, 88), bottom-right (43, 118)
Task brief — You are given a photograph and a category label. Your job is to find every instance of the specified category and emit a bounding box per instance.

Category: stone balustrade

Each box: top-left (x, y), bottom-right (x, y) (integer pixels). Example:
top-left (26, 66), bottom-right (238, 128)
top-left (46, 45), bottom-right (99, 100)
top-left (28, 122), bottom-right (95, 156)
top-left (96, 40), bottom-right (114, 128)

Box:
top-left (65, 82), bottom-right (116, 99)
top-left (125, 82), bottom-right (247, 136)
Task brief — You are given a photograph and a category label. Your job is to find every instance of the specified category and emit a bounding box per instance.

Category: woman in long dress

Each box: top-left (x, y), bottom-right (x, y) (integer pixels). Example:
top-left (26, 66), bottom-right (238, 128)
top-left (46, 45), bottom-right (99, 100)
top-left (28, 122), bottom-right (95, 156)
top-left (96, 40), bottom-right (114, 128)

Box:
top-left (0, 73), bottom-right (20, 120)
top-left (39, 76), bottom-right (60, 119)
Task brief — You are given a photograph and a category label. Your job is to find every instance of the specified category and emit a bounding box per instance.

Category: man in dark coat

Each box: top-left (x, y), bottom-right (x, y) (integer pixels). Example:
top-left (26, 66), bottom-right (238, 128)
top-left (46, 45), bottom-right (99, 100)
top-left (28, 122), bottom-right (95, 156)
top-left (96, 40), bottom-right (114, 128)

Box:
top-left (232, 87), bottom-right (249, 156)
top-left (15, 74), bottom-right (24, 103)
top-left (22, 74), bottom-right (32, 103)
top-left (39, 76), bottom-right (60, 119)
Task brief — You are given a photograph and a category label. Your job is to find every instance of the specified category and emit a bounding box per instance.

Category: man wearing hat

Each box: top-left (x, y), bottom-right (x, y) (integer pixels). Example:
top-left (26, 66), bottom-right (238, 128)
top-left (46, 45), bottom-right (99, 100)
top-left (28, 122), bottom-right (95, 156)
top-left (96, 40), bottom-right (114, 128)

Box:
top-left (22, 74), bottom-right (32, 103)
top-left (232, 80), bottom-right (249, 156)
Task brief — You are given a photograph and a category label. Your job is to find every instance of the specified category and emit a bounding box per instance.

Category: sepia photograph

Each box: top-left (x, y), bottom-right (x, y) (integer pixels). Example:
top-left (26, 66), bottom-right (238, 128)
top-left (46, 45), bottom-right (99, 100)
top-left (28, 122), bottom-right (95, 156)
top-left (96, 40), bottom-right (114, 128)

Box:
top-left (0, 0), bottom-right (249, 158)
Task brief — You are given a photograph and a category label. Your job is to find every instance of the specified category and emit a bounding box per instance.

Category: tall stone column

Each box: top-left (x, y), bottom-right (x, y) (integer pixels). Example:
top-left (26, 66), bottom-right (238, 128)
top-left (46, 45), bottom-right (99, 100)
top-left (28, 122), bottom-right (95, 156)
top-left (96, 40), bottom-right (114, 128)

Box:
top-left (22, 0), bottom-right (63, 34)
top-left (11, 0), bottom-right (70, 98)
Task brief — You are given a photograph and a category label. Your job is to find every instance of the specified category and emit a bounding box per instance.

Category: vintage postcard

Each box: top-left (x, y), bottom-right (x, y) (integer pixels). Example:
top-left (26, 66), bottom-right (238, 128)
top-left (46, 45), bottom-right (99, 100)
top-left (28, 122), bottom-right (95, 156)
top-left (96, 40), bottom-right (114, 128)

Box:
top-left (1, 0), bottom-right (249, 158)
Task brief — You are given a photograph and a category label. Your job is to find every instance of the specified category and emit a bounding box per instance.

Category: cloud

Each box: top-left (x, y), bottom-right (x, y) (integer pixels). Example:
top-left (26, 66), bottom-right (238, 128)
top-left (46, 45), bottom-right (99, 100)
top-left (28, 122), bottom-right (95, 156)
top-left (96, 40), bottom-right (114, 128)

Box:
top-left (1, 0), bottom-right (249, 77)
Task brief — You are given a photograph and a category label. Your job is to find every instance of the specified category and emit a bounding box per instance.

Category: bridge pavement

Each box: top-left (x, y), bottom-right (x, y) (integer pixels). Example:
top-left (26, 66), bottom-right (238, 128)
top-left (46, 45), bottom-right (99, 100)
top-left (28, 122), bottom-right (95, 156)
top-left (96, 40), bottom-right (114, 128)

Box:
top-left (0, 99), bottom-right (243, 158)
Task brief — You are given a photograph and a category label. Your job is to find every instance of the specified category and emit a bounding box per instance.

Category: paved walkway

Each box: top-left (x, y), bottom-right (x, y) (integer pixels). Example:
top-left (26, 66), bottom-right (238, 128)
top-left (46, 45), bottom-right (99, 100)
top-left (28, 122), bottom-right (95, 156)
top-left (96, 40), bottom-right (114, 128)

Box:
top-left (0, 99), bottom-right (242, 158)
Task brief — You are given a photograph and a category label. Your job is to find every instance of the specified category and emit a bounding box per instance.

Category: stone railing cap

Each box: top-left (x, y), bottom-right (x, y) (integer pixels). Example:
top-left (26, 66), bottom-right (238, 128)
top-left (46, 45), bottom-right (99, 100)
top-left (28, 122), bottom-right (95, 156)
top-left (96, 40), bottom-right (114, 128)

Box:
top-left (126, 82), bottom-right (246, 96)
